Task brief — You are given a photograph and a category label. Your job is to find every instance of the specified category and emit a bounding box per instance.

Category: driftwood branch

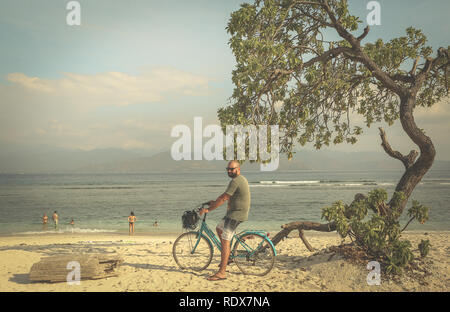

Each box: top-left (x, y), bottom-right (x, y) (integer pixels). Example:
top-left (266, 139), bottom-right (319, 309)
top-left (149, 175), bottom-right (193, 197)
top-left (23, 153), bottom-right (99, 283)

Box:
top-left (271, 221), bottom-right (336, 251)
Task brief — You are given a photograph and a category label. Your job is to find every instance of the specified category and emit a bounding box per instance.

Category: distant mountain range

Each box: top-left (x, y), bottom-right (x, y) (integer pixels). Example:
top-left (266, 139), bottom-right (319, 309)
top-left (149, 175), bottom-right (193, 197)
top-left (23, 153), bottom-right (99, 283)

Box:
top-left (74, 150), bottom-right (450, 173)
top-left (1, 145), bottom-right (449, 173)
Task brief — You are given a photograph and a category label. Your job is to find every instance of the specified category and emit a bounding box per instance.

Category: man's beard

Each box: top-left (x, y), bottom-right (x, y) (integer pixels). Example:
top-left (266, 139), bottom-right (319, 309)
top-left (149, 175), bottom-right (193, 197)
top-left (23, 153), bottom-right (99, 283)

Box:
top-left (228, 171), bottom-right (237, 178)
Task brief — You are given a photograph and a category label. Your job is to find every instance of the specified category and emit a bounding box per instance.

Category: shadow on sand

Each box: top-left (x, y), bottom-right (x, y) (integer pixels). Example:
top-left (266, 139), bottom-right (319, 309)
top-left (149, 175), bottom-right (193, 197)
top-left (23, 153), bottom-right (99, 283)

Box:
top-left (9, 274), bottom-right (30, 285)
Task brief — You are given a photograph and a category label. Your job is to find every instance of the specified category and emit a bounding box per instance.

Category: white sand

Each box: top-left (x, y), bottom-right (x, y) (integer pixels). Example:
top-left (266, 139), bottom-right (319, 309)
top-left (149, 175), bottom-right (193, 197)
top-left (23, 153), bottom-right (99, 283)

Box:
top-left (0, 231), bottom-right (448, 292)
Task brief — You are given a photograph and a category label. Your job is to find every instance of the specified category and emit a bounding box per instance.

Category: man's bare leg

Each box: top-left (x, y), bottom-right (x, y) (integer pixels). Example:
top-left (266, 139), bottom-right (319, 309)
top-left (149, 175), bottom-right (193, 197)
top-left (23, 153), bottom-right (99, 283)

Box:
top-left (217, 228), bottom-right (224, 266)
top-left (217, 239), bottom-right (230, 277)
top-left (208, 228), bottom-right (229, 280)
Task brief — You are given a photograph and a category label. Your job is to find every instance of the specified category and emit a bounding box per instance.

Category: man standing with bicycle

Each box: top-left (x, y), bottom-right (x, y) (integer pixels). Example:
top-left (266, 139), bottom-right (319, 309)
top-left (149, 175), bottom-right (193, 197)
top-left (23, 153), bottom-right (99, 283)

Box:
top-left (200, 160), bottom-right (251, 281)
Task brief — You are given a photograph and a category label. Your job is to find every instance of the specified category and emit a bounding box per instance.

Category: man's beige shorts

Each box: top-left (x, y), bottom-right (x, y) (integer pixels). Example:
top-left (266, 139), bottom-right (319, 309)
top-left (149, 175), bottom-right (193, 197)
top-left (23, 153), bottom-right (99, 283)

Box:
top-left (217, 217), bottom-right (241, 241)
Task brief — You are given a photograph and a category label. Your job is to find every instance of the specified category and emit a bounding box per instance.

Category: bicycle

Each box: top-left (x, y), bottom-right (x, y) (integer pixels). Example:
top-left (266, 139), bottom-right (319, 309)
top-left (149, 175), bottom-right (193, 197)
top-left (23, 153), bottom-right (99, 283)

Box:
top-left (172, 202), bottom-right (277, 276)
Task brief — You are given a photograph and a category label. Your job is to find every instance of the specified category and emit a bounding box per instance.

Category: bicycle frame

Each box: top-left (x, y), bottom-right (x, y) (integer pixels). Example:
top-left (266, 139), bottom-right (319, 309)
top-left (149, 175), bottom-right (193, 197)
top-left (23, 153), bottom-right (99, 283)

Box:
top-left (198, 218), bottom-right (222, 250)
top-left (234, 230), bottom-right (277, 257)
top-left (192, 213), bottom-right (277, 257)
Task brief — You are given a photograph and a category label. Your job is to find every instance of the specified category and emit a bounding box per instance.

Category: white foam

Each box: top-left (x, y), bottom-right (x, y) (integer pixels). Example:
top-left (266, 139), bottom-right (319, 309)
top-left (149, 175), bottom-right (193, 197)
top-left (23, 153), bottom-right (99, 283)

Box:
top-left (260, 180), bottom-right (320, 184)
top-left (250, 184), bottom-right (285, 187)
top-left (16, 227), bottom-right (118, 235)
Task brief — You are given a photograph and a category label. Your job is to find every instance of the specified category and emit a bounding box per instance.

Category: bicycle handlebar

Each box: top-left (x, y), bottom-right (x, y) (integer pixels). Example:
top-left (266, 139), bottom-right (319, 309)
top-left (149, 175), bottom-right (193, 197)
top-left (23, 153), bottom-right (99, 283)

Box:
top-left (198, 202), bottom-right (210, 210)
top-left (197, 202), bottom-right (211, 217)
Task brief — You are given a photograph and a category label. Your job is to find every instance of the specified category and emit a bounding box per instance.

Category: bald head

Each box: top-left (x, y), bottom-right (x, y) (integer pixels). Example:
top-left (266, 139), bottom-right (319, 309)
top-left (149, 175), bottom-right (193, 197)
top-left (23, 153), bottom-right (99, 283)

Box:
top-left (226, 160), bottom-right (241, 178)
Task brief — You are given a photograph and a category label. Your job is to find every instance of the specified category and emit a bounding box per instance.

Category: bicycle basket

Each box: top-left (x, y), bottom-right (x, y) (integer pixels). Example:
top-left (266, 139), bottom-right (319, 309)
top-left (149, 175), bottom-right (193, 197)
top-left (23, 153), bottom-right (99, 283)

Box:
top-left (182, 210), bottom-right (199, 230)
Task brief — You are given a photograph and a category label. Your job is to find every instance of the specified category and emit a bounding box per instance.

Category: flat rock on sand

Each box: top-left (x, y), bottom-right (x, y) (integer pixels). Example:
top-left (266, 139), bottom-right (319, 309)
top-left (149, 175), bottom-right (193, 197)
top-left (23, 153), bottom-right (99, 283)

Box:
top-left (29, 253), bottom-right (123, 283)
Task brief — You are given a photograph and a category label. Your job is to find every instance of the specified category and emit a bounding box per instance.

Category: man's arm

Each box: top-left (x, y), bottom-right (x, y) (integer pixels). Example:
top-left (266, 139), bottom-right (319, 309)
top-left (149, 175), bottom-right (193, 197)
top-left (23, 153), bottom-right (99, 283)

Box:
top-left (200, 192), bottom-right (231, 215)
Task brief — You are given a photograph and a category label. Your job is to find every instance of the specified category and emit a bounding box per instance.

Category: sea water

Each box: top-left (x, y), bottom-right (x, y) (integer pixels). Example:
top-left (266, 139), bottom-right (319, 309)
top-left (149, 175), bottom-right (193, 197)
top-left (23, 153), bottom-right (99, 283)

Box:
top-left (0, 169), bottom-right (449, 235)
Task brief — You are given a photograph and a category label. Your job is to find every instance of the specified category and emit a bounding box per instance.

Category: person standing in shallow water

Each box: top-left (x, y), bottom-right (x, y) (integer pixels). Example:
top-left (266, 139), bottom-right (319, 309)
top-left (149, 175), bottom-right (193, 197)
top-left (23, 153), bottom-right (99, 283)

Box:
top-left (128, 212), bottom-right (137, 235)
top-left (42, 213), bottom-right (48, 231)
top-left (52, 211), bottom-right (59, 230)
top-left (69, 218), bottom-right (75, 233)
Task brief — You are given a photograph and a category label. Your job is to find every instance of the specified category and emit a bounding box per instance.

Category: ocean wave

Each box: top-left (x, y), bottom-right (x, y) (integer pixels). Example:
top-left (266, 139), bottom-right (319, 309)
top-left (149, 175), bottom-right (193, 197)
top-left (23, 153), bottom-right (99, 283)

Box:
top-left (320, 180), bottom-right (376, 183)
top-left (256, 180), bottom-right (397, 187)
top-left (423, 179), bottom-right (450, 183)
top-left (259, 180), bottom-right (320, 185)
top-left (16, 228), bottom-right (118, 235)
top-left (250, 184), bottom-right (286, 187)
top-left (60, 186), bottom-right (135, 190)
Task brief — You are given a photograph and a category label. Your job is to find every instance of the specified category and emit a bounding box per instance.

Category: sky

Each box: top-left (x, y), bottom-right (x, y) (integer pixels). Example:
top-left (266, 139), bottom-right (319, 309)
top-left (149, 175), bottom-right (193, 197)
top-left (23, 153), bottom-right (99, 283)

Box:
top-left (0, 0), bottom-right (449, 167)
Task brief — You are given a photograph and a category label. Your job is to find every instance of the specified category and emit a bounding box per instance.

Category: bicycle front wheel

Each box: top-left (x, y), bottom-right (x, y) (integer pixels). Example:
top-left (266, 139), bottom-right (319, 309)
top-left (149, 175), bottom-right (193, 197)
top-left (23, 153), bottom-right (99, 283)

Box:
top-left (232, 233), bottom-right (275, 276)
top-left (172, 231), bottom-right (213, 271)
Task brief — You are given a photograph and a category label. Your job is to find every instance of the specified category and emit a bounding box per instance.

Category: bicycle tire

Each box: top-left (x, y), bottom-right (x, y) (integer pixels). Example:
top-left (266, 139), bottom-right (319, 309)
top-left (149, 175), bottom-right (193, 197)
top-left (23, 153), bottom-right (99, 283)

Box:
top-left (232, 232), bottom-right (275, 276)
top-left (172, 231), bottom-right (213, 271)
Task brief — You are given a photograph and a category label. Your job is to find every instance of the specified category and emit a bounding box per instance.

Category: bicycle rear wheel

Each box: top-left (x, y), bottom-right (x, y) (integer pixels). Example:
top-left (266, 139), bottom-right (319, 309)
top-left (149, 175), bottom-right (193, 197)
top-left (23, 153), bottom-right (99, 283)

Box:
top-left (232, 233), bottom-right (275, 276)
top-left (172, 231), bottom-right (213, 271)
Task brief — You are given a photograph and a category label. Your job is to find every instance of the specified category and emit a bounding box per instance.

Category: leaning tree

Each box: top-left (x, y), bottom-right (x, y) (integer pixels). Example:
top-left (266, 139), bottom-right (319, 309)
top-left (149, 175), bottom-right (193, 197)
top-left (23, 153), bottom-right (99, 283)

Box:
top-left (219, 0), bottom-right (449, 272)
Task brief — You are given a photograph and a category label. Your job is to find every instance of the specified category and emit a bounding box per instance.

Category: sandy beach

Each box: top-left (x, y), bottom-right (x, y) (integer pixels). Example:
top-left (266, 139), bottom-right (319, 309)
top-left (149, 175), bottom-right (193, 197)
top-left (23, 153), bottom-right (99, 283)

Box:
top-left (0, 230), bottom-right (448, 292)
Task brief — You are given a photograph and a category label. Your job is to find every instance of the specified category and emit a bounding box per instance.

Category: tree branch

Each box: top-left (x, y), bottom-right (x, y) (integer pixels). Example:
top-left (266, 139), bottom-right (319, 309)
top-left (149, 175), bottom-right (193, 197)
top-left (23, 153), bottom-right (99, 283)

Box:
top-left (270, 221), bottom-right (336, 250)
top-left (389, 73), bottom-right (415, 84)
top-left (302, 46), bottom-right (352, 68)
top-left (297, 7), bottom-right (333, 28)
top-left (409, 56), bottom-right (421, 76)
top-left (298, 229), bottom-right (314, 251)
top-left (356, 26), bottom-right (370, 42)
top-left (320, 0), bottom-right (407, 97)
top-left (401, 216), bottom-right (415, 232)
top-left (414, 48), bottom-right (450, 93)
top-left (293, 0), bottom-right (327, 7)
top-left (379, 127), bottom-right (418, 169)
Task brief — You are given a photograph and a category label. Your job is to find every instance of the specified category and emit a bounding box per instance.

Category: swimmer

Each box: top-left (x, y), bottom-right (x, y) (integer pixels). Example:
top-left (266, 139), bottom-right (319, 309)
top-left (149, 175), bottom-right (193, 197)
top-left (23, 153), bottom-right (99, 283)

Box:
top-left (52, 211), bottom-right (59, 230)
top-left (42, 213), bottom-right (48, 231)
top-left (69, 219), bottom-right (75, 233)
top-left (128, 212), bottom-right (137, 235)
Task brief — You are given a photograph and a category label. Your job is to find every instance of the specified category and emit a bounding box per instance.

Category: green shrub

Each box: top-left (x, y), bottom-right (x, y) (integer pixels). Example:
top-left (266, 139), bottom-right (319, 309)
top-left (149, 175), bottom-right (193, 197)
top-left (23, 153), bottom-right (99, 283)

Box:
top-left (322, 189), bottom-right (430, 274)
top-left (418, 239), bottom-right (431, 258)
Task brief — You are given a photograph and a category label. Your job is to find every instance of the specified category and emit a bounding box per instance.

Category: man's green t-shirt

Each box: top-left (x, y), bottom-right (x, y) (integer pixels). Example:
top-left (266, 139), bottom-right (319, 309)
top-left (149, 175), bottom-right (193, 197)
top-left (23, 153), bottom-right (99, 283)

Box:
top-left (225, 175), bottom-right (251, 222)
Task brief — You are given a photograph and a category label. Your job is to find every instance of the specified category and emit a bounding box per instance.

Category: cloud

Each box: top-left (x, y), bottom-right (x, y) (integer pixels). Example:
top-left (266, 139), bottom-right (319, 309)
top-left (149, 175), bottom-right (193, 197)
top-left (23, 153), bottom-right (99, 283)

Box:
top-left (5, 67), bottom-right (210, 107)
top-left (0, 67), bottom-right (212, 151)
top-left (30, 119), bottom-right (169, 151)
top-left (6, 73), bottom-right (54, 92)
top-left (415, 96), bottom-right (450, 122)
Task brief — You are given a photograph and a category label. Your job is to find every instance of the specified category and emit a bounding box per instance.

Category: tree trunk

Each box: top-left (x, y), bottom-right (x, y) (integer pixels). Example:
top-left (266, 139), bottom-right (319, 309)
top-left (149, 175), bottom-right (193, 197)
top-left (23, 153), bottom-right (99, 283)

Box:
top-left (387, 95), bottom-right (436, 213)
